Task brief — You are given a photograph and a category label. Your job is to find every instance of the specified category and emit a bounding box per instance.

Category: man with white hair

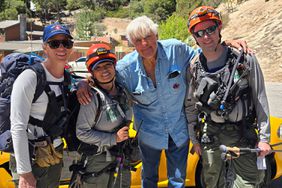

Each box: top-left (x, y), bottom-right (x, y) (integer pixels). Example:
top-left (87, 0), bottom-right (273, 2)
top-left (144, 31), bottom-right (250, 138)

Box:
top-left (117, 16), bottom-right (193, 188)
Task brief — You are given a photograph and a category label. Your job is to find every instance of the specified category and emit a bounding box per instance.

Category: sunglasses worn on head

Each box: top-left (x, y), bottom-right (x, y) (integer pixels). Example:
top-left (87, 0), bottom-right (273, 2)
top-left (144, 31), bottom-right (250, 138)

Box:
top-left (189, 8), bottom-right (220, 22)
top-left (193, 25), bottom-right (217, 38)
top-left (47, 40), bottom-right (74, 49)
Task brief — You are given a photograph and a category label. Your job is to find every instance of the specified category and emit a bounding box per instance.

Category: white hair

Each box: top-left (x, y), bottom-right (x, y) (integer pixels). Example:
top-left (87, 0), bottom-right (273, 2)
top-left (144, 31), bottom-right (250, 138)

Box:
top-left (126, 16), bottom-right (158, 44)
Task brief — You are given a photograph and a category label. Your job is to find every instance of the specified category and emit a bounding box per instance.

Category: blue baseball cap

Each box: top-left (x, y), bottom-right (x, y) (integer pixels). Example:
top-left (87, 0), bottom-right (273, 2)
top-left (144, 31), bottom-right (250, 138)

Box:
top-left (43, 22), bottom-right (73, 42)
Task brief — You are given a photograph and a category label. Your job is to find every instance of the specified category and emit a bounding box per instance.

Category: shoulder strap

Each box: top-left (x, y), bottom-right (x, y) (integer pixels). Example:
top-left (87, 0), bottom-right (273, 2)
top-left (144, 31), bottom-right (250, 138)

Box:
top-left (94, 92), bottom-right (102, 126)
top-left (63, 70), bottom-right (72, 88)
top-left (187, 53), bottom-right (200, 81)
top-left (28, 63), bottom-right (46, 103)
top-left (90, 87), bottom-right (103, 128)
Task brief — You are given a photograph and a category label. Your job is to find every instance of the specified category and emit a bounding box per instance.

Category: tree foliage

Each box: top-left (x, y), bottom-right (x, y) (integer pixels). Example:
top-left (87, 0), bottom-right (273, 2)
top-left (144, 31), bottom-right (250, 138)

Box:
top-left (66, 0), bottom-right (130, 11)
top-left (143, 0), bottom-right (176, 22)
top-left (29, 0), bottom-right (67, 23)
top-left (0, 0), bottom-right (25, 21)
top-left (128, 0), bottom-right (144, 18)
top-left (0, 0), bottom-right (5, 12)
top-left (65, 0), bottom-right (81, 10)
top-left (158, 13), bottom-right (189, 42)
top-left (127, 0), bottom-right (176, 22)
top-left (75, 9), bottom-right (106, 40)
top-left (0, 8), bottom-right (18, 21)
top-left (176, 0), bottom-right (223, 18)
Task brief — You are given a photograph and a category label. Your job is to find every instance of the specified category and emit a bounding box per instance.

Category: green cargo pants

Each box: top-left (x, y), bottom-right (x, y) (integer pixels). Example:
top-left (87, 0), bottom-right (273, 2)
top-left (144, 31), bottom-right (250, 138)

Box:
top-left (201, 123), bottom-right (264, 188)
top-left (81, 152), bottom-right (131, 188)
top-left (9, 143), bottom-right (64, 188)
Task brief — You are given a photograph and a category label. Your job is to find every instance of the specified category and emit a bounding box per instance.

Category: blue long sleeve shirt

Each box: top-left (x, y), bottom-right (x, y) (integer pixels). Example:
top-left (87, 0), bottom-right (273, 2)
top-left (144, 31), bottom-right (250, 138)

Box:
top-left (116, 39), bottom-right (196, 149)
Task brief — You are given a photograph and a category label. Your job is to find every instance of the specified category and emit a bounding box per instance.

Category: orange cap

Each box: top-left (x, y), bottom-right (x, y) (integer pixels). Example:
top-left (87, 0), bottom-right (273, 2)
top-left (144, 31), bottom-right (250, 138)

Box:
top-left (86, 43), bottom-right (116, 72)
top-left (188, 6), bottom-right (222, 33)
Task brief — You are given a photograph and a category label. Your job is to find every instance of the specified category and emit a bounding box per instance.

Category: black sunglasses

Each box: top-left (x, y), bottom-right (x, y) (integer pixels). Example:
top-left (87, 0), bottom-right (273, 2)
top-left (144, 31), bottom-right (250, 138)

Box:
top-left (193, 25), bottom-right (218, 38)
top-left (47, 40), bottom-right (74, 49)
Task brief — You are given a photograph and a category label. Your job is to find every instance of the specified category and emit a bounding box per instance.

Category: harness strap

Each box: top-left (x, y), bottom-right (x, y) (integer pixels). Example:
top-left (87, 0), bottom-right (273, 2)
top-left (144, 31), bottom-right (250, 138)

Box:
top-left (28, 71), bottom-right (71, 129)
top-left (82, 161), bottom-right (117, 179)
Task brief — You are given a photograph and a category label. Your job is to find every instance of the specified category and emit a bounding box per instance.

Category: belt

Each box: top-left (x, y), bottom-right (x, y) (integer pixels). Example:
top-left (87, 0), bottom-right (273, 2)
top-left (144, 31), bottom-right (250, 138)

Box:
top-left (209, 120), bottom-right (242, 126)
top-left (31, 136), bottom-right (52, 147)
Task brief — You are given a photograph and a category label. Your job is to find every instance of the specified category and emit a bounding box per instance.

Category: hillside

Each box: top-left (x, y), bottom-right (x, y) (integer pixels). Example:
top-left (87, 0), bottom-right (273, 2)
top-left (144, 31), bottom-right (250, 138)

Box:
top-left (102, 17), bottom-right (131, 39)
top-left (219, 0), bottom-right (282, 82)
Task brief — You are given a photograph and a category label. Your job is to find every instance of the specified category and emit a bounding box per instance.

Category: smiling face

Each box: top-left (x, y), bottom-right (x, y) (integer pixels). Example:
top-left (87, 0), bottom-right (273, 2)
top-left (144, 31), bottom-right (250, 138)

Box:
top-left (193, 20), bottom-right (222, 53)
top-left (131, 32), bottom-right (158, 61)
top-left (43, 34), bottom-right (73, 66)
top-left (92, 61), bottom-right (116, 83)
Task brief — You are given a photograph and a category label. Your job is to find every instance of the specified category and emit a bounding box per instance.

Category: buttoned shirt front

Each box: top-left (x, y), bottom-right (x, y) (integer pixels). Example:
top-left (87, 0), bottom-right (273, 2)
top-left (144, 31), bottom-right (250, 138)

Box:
top-left (116, 39), bottom-right (196, 149)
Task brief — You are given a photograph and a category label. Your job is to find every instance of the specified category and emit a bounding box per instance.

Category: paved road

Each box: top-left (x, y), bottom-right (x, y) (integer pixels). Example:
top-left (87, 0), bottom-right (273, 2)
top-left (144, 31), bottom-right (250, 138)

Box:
top-left (265, 82), bottom-right (282, 118)
top-left (265, 82), bottom-right (282, 187)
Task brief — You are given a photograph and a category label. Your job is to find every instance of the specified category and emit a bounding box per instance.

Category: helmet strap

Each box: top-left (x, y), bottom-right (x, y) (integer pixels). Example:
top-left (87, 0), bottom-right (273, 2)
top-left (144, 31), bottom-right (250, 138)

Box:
top-left (93, 76), bottom-right (115, 85)
top-left (94, 77), bottom-right (116, 94)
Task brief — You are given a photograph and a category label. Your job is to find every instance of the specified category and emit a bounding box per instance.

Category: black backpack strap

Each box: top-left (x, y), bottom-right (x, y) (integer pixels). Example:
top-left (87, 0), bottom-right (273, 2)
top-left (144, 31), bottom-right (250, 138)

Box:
top-left (28, 70), bottom-right (72, 138)
top-left (29, 84), bottom-right (60, 127)
top-left (28, 63), bottom-right (46, 103)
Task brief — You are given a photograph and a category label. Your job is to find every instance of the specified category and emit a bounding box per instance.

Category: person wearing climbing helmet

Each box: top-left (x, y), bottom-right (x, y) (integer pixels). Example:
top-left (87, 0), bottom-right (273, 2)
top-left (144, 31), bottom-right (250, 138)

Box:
top-left (185, 6), bottom-right (271, 188)
top-left (86, 43), bottom-right (117, 86)
top-left (188, 6), bottom-right (223, 52)
top-left (75, 43), bottom-right (135, 188)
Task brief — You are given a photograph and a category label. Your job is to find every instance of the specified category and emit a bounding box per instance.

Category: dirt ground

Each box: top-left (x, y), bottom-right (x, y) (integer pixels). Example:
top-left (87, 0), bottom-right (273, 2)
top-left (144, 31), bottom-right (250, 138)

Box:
top-left (101, 17), bottom-right (132, 39)
top-left (219, 0), bottom-right (282, 82)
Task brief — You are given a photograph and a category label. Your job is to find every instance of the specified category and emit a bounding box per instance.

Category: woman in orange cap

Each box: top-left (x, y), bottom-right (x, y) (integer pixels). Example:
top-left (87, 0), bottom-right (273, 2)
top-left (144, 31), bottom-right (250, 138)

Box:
top-left (75, 43), bottom-right (134, 188)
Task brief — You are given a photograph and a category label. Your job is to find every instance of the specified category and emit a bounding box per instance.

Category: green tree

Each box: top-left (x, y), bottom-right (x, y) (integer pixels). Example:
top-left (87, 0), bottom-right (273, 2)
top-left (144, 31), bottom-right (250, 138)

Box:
top-left (155, 0), bottom-right (176, 21)
top-left (129, 0), bottom-right (176, 22)
top-left (0, 0), bottom-right (26, 20)
top-left (128, 0), bottom-right (143, 18)
top-left (0, 0), bottom-right (6, 12)
top-left (176, 0), bottom-right (202, 18)
top-left (69, 0), bottom-right (96, 10)
top-left (32, 0), bottom-right (66, 22)
top-left (75, 9), bottom-right (106, 40)
top-left (66, 0), bottom-right (81, 10)
top-left (158, 13), bottom-right (189, 42)
top-left (176, 0), bottom-right (223, 18)
top-left (0, 8), bottom-right (18, 20)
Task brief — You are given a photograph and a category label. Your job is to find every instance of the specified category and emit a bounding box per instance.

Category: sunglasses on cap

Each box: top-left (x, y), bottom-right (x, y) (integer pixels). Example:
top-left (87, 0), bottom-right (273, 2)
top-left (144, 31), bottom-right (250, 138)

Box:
top-left (46, 39), bottom-right (74, 49)
top-left (193, 25), bottom-right (218, 38)
top-left (189, 8), bottom-right (221, 22)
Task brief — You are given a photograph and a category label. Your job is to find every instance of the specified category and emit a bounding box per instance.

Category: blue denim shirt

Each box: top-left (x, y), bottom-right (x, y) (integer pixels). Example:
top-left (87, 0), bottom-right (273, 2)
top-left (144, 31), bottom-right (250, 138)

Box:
top-left (116, 39), bottom-right (196, 149)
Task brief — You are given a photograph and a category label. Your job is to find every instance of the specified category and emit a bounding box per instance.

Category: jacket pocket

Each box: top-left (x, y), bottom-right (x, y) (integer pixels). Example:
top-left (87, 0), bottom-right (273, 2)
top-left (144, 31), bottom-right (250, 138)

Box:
top-left (168, 74), bottom-right (185, 94)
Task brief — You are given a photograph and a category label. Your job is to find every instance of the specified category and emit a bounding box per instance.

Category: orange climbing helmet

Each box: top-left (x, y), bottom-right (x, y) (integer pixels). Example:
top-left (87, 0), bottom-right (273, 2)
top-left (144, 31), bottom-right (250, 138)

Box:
top-left (86, 43), bottom-right (117, 72)
top-left (188, 6), bottom-right (222, 33)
